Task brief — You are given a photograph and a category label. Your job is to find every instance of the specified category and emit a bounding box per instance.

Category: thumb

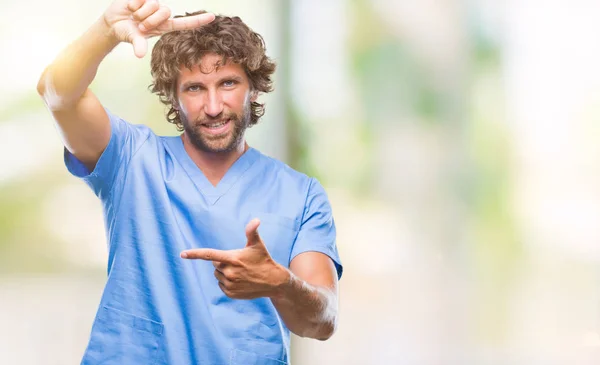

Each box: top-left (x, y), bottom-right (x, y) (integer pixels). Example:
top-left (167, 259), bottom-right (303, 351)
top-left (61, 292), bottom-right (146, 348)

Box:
top-left (245, 218), bottom-right (262, 246)
top-left (131, 34), bottom-right (147, 58)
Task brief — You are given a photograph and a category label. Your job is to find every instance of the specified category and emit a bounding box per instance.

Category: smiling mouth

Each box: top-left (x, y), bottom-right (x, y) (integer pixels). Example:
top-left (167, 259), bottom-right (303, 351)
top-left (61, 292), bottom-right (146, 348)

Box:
top-left (202, 120), bottom-right (229, 129)
top-left (199, 119), bottom-right (231, 135)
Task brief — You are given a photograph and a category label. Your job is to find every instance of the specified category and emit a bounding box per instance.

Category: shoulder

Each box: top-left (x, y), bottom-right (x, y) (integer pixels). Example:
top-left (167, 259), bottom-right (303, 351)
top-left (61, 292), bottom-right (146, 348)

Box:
top-left (105, 109), bottom-right (156, 147)
top-left (254, 149), bottom-right (313, 192)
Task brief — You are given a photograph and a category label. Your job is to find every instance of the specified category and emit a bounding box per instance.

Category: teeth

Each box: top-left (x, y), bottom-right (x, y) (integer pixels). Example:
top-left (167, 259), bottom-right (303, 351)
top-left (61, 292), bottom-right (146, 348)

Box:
top-left (206, 121), bottom-right (227, 128)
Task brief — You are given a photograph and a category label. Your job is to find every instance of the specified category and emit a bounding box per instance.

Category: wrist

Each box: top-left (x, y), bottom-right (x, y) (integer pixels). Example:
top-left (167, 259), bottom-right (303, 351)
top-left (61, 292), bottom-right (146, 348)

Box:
top-left (93, 17), bottom-right (120, 49)
top-left (269, 264), bottom-right (293, 300)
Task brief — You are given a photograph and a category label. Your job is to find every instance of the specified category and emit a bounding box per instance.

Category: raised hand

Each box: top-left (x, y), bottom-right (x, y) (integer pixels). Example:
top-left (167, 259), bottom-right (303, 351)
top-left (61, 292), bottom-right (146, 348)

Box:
top-left (181, 219), bottom-right (291, 300)
top-left (103, 0), bottom-right (215, 58)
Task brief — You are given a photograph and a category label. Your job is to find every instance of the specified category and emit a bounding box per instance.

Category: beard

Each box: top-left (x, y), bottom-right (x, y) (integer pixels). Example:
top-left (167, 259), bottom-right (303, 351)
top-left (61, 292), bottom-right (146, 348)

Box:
top-left (180, 102), bottom-right (251, 154)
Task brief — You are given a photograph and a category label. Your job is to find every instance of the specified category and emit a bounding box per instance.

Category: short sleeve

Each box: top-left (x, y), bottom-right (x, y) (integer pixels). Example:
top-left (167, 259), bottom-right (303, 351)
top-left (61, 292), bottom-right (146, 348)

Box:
top-left (290, 178), bottom-right (343, 280)
top-left (64, 108), bottom-right (151, 200)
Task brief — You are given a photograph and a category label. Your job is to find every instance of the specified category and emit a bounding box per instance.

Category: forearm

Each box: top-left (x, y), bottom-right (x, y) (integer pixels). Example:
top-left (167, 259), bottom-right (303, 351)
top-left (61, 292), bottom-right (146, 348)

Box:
top-left (270, 268), bottom-right (338, 341)
top-left (37, 18), bottom-right (119, 110)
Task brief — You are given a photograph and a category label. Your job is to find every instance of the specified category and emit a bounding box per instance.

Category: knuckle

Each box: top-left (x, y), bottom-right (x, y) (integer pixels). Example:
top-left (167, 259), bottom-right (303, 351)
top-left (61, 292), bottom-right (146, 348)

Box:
top-left (127, 0), bottom-right (142, 11)
top-left (134, 2), bottom-right (159, 20)
top-left (160, 5), bottom-right (171, 17)
top-left (132, 10), bottom-right (145, 20)
top-left (225, 289), bottom-right (236, 298)
top-left (228, 271), bottom-right (241, 283)
top-left (223, 268), bottom-right (234, 279)
top-left (141, 19), bottom-right (154, 28)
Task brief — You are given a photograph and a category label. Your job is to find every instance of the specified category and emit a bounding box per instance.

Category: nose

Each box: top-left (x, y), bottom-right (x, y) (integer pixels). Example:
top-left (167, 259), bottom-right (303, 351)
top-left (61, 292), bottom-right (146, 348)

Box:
top-left (204, 89), bottom-right (224, 118)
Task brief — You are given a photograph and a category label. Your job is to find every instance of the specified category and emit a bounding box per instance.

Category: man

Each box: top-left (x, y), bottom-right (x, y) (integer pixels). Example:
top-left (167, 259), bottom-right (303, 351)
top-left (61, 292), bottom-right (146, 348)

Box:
top-left (36, 0), bottom-right (342, 364)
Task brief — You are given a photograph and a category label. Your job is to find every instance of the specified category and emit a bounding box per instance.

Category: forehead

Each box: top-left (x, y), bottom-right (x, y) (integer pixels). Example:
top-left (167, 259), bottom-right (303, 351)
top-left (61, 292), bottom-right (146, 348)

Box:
top-left (178, 53), bottom-right (247, 83)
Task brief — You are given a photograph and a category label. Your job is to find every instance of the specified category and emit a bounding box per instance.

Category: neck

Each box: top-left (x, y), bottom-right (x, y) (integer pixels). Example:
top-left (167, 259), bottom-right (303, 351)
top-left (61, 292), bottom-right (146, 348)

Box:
top-left (180, 133), bottom-right (248, 186)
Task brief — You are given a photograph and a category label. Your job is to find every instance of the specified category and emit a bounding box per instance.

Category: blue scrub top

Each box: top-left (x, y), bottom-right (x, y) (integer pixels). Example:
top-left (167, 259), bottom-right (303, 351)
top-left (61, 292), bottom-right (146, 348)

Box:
top-left (65, 110), bottom-right (343, 365)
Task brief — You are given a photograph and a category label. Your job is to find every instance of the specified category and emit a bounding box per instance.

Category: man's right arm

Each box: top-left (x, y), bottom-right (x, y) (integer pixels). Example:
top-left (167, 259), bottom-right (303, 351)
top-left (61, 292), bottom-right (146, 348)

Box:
top-left (37, 19), bottom-right (118, 172)
top-left (37, 0), bottom-right (215, 173)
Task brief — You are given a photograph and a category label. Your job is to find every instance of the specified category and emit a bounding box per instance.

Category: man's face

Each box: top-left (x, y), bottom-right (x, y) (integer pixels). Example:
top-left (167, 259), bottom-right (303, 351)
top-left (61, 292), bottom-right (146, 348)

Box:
top-left (176, 53), bottom-right (253, 153)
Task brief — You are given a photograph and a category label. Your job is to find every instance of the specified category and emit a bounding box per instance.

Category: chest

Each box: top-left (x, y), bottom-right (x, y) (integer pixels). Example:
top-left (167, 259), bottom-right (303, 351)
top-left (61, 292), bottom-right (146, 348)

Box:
top-left (168, 187), bottom-right (301, 267)
top-left (118, 171), bottom-right (301, 268)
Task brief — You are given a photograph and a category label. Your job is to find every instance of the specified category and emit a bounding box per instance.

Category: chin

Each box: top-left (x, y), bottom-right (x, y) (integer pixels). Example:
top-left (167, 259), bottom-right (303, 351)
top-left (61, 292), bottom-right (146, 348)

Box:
top-left (201, 138), bottom-right (237, 153)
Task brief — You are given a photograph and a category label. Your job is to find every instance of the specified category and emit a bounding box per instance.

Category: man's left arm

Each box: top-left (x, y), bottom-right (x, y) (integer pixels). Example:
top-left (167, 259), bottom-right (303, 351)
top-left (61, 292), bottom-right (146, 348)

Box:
top-left (268, 178), bottom-right (341, 340)
top-left (269, 251), bottom-right (339, 340)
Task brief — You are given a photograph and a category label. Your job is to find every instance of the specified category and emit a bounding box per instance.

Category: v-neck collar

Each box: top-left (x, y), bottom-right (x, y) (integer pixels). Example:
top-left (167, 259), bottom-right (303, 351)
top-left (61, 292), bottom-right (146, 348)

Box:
top-left (164, 136), bottom-right (260, 205)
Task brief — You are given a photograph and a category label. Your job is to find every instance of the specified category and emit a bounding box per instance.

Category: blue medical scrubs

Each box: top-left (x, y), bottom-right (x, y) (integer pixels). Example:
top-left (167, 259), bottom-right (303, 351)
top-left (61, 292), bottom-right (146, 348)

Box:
top-left (65, 110), bottom-right (343, 365)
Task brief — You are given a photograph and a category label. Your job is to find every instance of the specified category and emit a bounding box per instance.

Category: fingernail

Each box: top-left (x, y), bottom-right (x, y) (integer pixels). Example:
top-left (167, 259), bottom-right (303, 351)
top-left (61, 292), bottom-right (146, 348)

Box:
top-left (139, 24), bottom-right (146, 32)
top-left (180, 252), bottom-right (188, 258)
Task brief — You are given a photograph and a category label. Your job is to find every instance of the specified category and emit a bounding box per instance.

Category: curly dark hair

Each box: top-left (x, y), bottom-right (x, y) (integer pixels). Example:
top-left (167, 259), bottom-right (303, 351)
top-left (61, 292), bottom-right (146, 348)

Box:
top-left (150, 11), bottom-right (276, 130)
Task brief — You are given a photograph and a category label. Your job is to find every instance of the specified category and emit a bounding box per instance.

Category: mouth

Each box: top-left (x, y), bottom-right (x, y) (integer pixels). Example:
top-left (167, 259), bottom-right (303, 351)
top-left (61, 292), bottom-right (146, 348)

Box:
top-left (200, 119), bottom-right (231, 135)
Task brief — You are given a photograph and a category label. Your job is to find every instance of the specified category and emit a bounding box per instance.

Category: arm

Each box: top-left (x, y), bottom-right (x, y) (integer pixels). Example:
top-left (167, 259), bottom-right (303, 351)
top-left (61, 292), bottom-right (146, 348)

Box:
top-left (270, 178), bottom-right (341, 340)
top-left (270, 252), bottom-right (339, 341)
top-left (37, 19), bottom-right (117, 171)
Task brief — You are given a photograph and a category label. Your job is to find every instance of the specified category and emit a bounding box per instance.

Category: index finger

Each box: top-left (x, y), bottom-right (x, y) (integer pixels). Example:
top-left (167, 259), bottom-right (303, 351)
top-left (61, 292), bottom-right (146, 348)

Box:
top-left (180, 248), bottom-right (236, 263)
top-left (158, 12), bottom-right (216, 32)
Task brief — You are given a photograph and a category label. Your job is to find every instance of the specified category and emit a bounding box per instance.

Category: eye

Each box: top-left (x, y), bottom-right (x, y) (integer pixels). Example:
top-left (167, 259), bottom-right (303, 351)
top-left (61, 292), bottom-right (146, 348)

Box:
top-left (223, 79), bottom-right (238, 87)
top-left (187, 85), bottom-right (201, 92)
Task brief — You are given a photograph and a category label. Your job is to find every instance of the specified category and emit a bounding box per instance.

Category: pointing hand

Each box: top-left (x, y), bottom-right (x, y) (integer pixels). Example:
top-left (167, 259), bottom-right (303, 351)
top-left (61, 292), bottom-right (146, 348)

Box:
top-left (181, 219), bottom-right (291, 300)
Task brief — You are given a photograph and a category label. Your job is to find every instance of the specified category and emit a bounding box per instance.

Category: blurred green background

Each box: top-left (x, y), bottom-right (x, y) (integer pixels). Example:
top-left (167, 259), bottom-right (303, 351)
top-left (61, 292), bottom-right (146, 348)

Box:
top-left (2, 0), bottom-right (600, 364)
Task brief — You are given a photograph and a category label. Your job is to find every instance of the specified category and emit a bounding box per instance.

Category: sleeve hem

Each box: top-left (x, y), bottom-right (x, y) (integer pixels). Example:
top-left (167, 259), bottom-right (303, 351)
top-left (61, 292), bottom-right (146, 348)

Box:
top-left (290, 245), bottom-right (343, 280)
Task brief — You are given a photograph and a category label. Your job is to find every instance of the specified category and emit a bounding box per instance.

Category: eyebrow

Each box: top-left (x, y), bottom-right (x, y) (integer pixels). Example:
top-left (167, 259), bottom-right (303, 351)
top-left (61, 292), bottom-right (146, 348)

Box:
top-left (180, 75), bottom-right (244, 90)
